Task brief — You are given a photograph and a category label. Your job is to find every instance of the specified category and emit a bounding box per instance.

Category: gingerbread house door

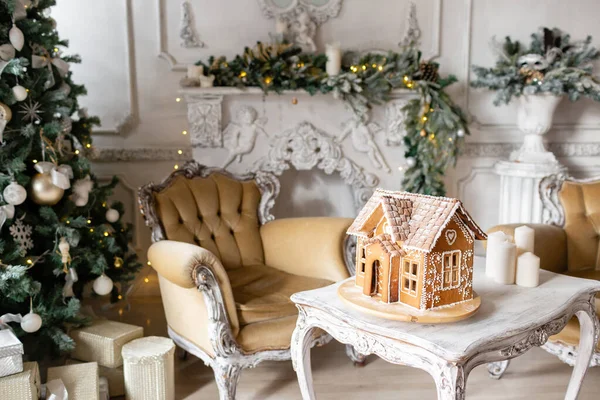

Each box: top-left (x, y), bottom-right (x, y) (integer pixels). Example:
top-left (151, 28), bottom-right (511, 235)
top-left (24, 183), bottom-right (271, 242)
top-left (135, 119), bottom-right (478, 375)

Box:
top-left (370, 260), bottom-right (383, 296)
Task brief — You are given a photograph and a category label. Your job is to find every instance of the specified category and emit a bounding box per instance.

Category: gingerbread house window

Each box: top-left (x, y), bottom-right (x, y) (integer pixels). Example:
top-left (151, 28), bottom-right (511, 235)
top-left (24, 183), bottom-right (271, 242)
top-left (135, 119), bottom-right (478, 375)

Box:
top-left (401, 259), bottom-right (419, 297)
top-left (358, 245), bottom-right (366, 274)
top-left (442, 250), bottom-right (461, 289)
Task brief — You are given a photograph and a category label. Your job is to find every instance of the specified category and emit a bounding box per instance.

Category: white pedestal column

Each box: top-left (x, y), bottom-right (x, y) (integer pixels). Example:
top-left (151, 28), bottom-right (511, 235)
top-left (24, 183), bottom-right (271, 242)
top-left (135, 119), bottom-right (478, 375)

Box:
top-left (495, 160), bottom-right (567, 224)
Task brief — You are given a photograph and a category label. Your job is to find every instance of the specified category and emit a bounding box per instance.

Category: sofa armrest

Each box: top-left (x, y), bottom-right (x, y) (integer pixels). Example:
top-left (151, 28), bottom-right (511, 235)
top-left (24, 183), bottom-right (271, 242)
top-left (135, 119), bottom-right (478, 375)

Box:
top-left (487, 223), bottom-right (568, 274)
top-left (260, 217), bottom-right (353, 282)
top-left (147, 240), bottom-right (240, 337)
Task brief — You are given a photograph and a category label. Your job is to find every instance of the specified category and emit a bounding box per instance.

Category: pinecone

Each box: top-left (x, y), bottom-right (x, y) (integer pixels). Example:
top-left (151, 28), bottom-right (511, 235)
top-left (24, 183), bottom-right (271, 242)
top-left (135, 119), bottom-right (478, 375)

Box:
top-left (519, 67), bottom-right (544, 84)
top-left (419, 62), bottom-right (439, 82)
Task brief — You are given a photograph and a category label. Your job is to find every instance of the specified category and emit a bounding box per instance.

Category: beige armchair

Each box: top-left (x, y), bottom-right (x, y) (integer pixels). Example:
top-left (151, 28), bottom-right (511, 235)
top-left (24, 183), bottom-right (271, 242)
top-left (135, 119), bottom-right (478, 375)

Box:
top-left (487, 174), bottom-right (600, 377)
top-left (138, 162), bottom-right (359, 399)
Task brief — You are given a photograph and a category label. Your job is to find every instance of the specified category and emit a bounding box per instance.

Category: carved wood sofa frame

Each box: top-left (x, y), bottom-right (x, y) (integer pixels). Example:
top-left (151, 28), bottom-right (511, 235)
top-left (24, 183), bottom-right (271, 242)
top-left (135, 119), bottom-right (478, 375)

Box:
top-left (138, 162), bottom-right (361, 399)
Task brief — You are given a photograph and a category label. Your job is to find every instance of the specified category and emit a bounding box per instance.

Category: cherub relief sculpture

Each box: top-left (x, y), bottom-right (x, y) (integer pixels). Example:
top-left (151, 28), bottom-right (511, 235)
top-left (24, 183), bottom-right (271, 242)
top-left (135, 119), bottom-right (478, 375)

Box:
top-left (223, 106), bottom-right (269, 168)
top-left (338, 118), bottom-right (390, 172)
top-left (290, 10), bottom-right (317, 52)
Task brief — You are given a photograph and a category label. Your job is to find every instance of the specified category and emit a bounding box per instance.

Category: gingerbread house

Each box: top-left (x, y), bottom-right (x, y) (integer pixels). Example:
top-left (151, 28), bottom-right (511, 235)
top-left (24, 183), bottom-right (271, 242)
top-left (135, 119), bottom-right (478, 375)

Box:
top-left (347, 189), bottom-right (487, 310)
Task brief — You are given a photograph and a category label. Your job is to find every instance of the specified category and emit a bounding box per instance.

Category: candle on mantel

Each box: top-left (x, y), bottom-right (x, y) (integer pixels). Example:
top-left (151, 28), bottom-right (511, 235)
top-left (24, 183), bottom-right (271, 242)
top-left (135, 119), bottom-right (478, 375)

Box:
top-left (515, 225), bottom-right (535, 254)
top-left (275, 17), bottom-right (288, 35)
top-left (187, 65), bottom-right (204, 79)
top-left (326, 43), bottom-right (342, 76)
top-left (493, 241), bottom-right (517, 285)
top-left (485, 231), bottom-right (509, 277)
top-left (516, 252), bottom-right (540, 287)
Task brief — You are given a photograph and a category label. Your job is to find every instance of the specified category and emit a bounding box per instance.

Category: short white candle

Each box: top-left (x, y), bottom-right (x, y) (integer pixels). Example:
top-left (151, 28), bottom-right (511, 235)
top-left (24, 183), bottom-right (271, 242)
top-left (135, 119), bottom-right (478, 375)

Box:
top-left (515, 225), bottom-right (535, 254)
top-left (187, 65), bottom-right (204, 79)
top-left (326, 43), bottom-right (342, 76)
top-left (493, 241), bottom-right (517, 285)
top-left (516, 252), bottom-right (540, 287)
top-left (485, 231), bottom-right (508, 277)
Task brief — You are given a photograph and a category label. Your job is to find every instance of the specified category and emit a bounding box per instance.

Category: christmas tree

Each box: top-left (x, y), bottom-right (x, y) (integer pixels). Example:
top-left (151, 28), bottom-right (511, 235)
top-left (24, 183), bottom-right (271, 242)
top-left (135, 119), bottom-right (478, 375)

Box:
top-left (0, 0), bottom-right (141, 358)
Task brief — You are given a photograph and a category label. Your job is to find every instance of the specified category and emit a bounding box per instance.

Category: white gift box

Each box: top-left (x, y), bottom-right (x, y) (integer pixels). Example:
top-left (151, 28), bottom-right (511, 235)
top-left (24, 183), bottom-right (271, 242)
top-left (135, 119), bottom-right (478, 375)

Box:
top-left (0, 330), bottom-right (23, 378)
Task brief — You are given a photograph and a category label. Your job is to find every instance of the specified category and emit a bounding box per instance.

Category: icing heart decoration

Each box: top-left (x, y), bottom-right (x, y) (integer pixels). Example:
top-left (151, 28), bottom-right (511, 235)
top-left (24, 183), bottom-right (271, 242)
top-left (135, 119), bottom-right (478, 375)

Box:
top-left (445, 229), bottom-right (457, 246)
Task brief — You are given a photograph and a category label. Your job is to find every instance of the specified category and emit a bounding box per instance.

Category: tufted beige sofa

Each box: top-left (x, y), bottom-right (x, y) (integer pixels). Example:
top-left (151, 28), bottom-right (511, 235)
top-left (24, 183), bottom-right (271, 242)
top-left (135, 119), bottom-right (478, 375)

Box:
top-left (138, 162), bottom-right (355, 399)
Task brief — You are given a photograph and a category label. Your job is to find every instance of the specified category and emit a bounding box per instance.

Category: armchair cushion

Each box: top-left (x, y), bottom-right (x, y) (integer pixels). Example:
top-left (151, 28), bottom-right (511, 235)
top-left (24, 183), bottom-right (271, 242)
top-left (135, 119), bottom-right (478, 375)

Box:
top-left (486, 223), bottom-right (568, 273)
top-left (260, 217), bottom-right (353, 282)
top-left (228, 264), bottom-right (331, 325)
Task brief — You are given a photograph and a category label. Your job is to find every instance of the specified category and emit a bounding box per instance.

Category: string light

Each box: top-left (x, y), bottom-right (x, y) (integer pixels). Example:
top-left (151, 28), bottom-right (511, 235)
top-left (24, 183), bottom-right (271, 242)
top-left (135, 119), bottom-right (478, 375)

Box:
top-left (175, 97), bottom-right (181, 102)
top-left (378, 65), bottom-right (383, 71)
top-left (403, 76), bottom-right (409, 82)
top-left (118, 295), bottom-right (123, 300)
top-left (372, 63), bottom-right (377, 68)
top-left (102, 202), bottom-right (107, 207)
top-left (174, 164), bottom-right (179, 170)
top-left (90, 228), bottom-right (94, 233)
top-left (66, 220), bottom-right (70, 224)
top-left (53, 47), bottom-right (59, 53)
top-left (32, 159), bottom-right (38, 163)
top-left (429, 133), bottom-right (436, 140)
top-left (26, 259), bottom-right (33, 264)
top-left (430, 108), bottom-right (434, 112)
top-left (118, 309), bottom-right (123, 316)
top-left (85, 143), bottom-right (91, 148)
top-left (239, 71), bottom-right (247, 78)
top-left (147, 261), bottom-right (152, 266)
top-left (361, 65), bottom-right (367, 70)
top-left (264, 76), bottom-right (273, 85)
top-left (422, 116), bottom-right (428, 122)
top-left (448, 137), bottom-right (453, 142)
top-left (87, 219), bottom-right (91, 224)
top-left (182, 130), bottom-right (188, 135)
top-left (177, 149), bottom-right (183, 155)
top-left (144, 277), bottom-right (150, 283)
top-left (406, 82), bottom-right (413, 88)
top-left (103, 232), bottom-right (109, 237)
top-left (74, 150), bottom-right (80, 155)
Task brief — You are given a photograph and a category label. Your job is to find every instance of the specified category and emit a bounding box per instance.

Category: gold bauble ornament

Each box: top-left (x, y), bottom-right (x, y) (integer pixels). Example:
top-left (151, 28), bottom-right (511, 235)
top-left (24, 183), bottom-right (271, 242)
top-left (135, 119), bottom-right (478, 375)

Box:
top-left (30, 173), bottom-right (64, 205)
top-left (114, 256), bottom-right (123, 268)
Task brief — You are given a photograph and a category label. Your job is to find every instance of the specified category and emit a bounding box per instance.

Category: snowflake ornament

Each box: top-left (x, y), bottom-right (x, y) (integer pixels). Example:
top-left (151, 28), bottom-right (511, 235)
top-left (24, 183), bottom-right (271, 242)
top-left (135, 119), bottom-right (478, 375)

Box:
top-left (19, 100), bottom-right (43, 123)
top-left (9, 219), bottom-right (33, 255)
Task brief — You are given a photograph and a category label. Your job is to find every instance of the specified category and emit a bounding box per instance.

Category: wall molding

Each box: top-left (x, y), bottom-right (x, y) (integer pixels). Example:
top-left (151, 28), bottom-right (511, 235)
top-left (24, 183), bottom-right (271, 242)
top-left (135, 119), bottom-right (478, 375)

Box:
top-left (95, 0), bottom-right (140, 136)
top-left (462, 142), bottom-right (600, 158)
top-left (94, 147), bottom-right (193, 162)
top-left (158, 0), bottom-right (187, 71)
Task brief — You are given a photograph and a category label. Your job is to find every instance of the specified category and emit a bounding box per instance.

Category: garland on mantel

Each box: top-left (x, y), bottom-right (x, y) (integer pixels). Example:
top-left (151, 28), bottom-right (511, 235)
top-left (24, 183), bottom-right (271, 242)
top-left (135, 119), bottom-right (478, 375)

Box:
top-left (193, 42), bottom-right (469, 196)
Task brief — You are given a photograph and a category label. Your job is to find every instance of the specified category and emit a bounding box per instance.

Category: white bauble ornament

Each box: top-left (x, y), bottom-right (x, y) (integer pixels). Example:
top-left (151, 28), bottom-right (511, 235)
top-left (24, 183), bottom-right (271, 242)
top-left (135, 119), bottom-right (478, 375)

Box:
top-left (3, 182), bottom-right (27, 205)
top-left (71, 175), bottom-right (93, 207)
top-left (457, 129), bottom-right (465, 137)
top-left (12, 85), bottom-right (27, 101)
top-left (406, 157), bottom-right (416, 167)
top-left (0, 44), bottom-right (15, 61)
top-left (105, 208), bottom-right (120, 223)
top-left (20, 312), bottom-right (42, 333)
top-left (93, 274), bottom-right (113, 296)
top-left (9, 24), bottom-right (24, 52)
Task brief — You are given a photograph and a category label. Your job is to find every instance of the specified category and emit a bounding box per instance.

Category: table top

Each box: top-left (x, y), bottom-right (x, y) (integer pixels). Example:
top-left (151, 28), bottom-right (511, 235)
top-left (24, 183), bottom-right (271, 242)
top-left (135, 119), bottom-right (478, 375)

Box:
top-left (291, 257), bottom-right (600, 362)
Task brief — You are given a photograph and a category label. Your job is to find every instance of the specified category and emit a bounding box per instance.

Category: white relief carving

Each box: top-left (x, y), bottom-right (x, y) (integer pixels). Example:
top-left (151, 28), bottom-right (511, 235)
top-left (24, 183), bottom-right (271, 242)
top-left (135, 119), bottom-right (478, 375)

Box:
top-left (180, 0), bottom-right (204, 48)
top-left (253, 121), bottom-right (378, 209)
top-left (290, 10), bottom-right (317, 52)
top-left (445, 230), bottom-right (457, 246)
top-left (185, 95), bottom-right (223, 148)
top-left (339, 118), bottom-right (390, 172)
top-left (399, 2), bottom-right (421, 48)
top-left (385, 99), bottom-right (410, 146)
top-left (223, 106), bottom-right (268, 168)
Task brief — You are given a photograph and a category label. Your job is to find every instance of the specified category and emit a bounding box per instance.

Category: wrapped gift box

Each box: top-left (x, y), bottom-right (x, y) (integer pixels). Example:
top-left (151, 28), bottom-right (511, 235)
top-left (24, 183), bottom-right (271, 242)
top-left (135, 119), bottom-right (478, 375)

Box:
top-left (47, 362), bottom-right (99, 400)
top-left (0, 329), bottom-right (23, 378)
top-left (0, 361), bottom-right (40, 400)
top-left (70, 319), bottom-right (143, 368)
top-left (67, 358), bottom-right (124, 397)
top-left (123, 337), bottom-right (175, 400)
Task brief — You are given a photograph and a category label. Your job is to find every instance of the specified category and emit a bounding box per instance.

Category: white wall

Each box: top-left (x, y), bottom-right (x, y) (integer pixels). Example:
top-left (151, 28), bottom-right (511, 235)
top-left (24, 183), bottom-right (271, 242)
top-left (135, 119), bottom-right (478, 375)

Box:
top-left (52, 0), bottom-right (600, 295)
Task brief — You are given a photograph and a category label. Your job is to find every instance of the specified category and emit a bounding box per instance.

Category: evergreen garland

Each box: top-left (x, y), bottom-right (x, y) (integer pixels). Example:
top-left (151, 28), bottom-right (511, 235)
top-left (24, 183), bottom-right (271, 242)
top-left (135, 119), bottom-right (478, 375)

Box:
top-left (0, 0), bottom-right (141, 358)
top-left (471, 27), bottom-right (600, 105)
top-left (193, 42), bottom-right (469, 196)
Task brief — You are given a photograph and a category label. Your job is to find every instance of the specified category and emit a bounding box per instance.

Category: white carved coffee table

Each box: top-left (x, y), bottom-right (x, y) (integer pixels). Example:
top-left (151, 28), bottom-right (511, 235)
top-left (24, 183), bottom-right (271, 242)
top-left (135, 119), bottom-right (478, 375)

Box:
top-left (291, 257), bottom-right (600, 400)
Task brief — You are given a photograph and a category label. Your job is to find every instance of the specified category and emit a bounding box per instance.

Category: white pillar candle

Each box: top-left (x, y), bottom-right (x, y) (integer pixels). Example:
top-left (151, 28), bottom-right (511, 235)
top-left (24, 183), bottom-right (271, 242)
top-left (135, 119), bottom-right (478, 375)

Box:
top-left (275, 18), bottom-right (288, 35)
top-left (485, 231), bottom-right (508, 277)
top-left (514, 225), bottom-right (535, 254)
top-left (516, 252), bottom-right (540, 287)
top-left (325, 43), bottom-right (342, 76)
top-left (493, 241), bottom-right (517, 285)
top-left (187, 65), bottom-right (204, 79)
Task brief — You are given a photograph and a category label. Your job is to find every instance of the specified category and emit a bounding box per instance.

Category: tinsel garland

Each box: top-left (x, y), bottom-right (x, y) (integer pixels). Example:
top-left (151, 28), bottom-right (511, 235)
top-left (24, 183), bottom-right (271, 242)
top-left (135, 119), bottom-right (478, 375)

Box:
top-left (194, 42), bottom-right (469, 196)
top-left (471, 27), bottom-right (600, 105)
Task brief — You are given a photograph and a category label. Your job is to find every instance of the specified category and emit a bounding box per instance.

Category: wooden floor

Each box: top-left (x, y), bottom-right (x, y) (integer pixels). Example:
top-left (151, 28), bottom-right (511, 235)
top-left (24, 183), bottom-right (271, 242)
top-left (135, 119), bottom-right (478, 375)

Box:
top-left (108, 297), bottom-right (600, 399)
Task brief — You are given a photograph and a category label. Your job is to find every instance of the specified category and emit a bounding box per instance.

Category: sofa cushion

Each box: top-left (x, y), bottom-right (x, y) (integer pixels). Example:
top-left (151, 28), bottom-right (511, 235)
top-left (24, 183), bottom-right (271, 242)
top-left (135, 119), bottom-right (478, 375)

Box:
top-left (153, 173), bottom-right (265, 270)
top-left (228, 264), bottom-right (332, 325)
top-left (236, 315), bottom-right (328, 354)
top-left (559, 180), bottom-right (600, 272)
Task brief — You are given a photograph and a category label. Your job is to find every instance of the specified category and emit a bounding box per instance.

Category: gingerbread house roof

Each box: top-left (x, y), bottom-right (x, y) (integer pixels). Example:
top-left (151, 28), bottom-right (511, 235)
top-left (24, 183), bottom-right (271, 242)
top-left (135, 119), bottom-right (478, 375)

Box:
top-left (347, 189), bottom-right (487, 252)
top-left (365, 233), bottom-right (405, 257)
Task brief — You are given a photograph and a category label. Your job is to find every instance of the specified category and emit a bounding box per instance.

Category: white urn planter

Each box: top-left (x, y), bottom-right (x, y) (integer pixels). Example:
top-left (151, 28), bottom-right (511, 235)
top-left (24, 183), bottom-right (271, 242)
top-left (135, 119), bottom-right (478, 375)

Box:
top-left (510, 93), bottom-right (563, 164)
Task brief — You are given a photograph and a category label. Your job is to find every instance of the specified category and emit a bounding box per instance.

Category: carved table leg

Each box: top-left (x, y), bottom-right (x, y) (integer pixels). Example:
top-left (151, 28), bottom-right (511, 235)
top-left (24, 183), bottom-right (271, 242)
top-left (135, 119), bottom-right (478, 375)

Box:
top-left (435, 363), bottom-right (467, 400)
top-left (213, 361), bottom-right (242, 400)
top-left (565, 307), bottom-right (599, 400)
top-left (345, 344), bottom-right (367, 366)
top-left (487, 360), bottom-right (510, 379)
top-left (292, 319), bottom-right (317, 400)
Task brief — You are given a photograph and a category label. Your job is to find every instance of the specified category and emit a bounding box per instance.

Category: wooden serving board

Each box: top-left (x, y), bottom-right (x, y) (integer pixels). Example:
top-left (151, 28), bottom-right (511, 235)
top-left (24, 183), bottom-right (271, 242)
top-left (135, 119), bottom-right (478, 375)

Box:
top-left (337, 280), bottom-right (481, 323)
